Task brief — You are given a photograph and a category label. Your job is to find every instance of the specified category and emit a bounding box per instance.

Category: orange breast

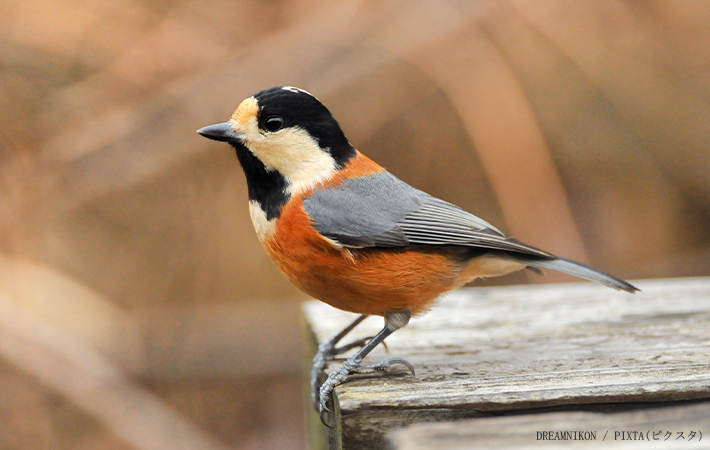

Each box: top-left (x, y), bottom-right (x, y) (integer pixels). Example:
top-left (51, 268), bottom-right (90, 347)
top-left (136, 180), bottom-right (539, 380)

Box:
top-left (263, 197), bottom-right (467, 316)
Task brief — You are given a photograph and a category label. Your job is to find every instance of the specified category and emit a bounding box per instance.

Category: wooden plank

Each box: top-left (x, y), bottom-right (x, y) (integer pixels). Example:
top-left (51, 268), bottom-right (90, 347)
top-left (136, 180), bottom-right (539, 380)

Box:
top-left (303, 277), bottom-right (710, 449)
top-left (387, 401), bottom-right (710, 449)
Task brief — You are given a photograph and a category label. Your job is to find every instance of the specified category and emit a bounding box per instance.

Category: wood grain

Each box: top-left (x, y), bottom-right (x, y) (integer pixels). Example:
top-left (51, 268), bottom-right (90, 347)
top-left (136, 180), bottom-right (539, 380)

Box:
top-left (388, 401), bottom-right (710, 449)
top-left (303, 277), bottom-right (710, 449)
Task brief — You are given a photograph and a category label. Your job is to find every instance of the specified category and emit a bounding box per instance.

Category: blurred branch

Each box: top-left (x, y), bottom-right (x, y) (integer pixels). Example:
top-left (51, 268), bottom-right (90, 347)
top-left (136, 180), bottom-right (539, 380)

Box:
top-left (39, 0), bottom-right (473, 211)
top-left (0, 293), bottom-right (230, 450)
top-left (0, 255), bottom-right (302, 377)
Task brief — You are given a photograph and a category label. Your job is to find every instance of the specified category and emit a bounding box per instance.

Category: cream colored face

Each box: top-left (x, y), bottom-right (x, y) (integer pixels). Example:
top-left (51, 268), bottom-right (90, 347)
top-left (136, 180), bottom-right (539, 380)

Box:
top-left (228, 96), bottom-right (337, 196)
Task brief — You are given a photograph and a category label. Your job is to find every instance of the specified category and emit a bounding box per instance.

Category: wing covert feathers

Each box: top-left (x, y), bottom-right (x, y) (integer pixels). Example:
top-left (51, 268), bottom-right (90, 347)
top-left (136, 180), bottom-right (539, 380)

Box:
top-left (303, 171), bottom-right (551, 256)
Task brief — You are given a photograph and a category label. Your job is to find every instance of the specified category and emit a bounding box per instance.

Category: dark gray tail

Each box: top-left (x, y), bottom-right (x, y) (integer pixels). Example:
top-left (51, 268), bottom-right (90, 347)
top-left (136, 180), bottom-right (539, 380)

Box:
top-left (518, 256), bottom-right (638, 293)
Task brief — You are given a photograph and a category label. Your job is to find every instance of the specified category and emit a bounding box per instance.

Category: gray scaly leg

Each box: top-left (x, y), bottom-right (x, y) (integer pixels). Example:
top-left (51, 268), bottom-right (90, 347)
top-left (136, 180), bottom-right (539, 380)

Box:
top-left (318, 310), bottom-right (415, 427)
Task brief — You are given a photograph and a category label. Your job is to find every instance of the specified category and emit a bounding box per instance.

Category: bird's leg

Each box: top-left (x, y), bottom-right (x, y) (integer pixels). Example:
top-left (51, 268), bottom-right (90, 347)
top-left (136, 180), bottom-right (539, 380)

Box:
top-left (319, 310), bottom-right (415, 427)
top-left (311, 314), bottom-right (369, 410)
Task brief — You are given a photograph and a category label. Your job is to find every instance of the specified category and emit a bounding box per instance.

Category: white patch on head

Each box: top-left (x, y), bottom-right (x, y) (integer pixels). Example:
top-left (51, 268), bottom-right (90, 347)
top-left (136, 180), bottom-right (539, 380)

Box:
top-left (281, 86), bottom-right (316, 98)
top-left (229, 95), bottom-right (338, 196)
top-left (249, 201), bottom-right (276, 242)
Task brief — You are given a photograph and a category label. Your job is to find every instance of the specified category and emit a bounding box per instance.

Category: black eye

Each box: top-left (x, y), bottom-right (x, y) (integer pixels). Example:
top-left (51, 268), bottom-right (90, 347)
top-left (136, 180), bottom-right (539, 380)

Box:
top-left (264, 116), bottom-right (284, 132)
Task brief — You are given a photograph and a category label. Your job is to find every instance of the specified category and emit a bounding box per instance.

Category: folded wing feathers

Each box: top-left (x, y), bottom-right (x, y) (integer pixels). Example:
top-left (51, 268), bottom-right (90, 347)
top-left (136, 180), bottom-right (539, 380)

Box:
top-left (399, 199), bottom-right (553, 258)
top-left (406, 199), bottom-right (504, 234)
top-left (305, 172), bottom-right (550, 257)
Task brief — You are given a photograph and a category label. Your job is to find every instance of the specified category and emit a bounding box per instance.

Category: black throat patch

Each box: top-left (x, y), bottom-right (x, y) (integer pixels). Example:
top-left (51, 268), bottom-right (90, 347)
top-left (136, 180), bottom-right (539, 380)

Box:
top-left (232, 142), bottom-right (289, 220)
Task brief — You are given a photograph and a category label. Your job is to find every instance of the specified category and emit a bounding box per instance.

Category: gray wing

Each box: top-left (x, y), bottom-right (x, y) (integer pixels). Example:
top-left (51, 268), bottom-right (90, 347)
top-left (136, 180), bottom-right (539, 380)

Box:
top-left (302, 171), bottom-right (552, 257)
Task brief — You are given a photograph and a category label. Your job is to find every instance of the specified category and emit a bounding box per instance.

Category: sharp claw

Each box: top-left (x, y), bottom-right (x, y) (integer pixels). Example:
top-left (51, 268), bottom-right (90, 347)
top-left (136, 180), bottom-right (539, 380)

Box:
top-left (387, 357), bottom-right (416, 377)
top-left (320, 407), bottom-right (334, 428)
top-left (320, 391), bottom-right (335, 428)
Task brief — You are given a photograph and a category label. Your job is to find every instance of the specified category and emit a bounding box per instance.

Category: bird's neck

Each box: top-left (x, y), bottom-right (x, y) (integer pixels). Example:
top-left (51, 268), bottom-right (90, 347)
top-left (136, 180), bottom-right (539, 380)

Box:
top-left (234, 144), bottom-right (289, 221)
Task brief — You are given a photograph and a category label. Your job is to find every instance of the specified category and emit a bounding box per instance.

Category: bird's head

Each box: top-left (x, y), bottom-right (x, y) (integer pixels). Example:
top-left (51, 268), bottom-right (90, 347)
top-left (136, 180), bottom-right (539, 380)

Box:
top-left (198, 86), bottom-right (356, 200)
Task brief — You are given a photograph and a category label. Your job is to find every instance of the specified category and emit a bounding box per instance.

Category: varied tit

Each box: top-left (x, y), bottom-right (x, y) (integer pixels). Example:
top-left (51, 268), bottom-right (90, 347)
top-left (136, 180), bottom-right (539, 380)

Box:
top-left (197, 86), bottom-right (637, 426)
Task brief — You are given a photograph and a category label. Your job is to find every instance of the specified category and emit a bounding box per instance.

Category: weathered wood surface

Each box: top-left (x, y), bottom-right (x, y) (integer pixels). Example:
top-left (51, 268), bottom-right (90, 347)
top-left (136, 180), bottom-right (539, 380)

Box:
top-left (387, 401), bottom-right (710, 449)
top-left (303, 277), bottom-right (710, 450)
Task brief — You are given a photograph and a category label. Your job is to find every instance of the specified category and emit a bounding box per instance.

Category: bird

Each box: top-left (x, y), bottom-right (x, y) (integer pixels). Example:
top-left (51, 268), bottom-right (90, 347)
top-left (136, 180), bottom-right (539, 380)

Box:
top-left (197, 86), bottom-right (638, 426)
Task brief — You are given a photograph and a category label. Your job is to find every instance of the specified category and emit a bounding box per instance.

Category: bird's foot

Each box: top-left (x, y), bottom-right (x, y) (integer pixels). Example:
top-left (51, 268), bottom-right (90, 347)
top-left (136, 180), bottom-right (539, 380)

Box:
top-left (318, 356), bottom-right (415, 427)
top-left (311, 336), bottom-right (375, 407)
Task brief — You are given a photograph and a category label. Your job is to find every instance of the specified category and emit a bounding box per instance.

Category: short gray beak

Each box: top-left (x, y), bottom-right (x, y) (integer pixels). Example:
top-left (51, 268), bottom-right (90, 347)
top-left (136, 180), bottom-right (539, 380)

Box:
top-left (196, 122), bottom-right (244, 142)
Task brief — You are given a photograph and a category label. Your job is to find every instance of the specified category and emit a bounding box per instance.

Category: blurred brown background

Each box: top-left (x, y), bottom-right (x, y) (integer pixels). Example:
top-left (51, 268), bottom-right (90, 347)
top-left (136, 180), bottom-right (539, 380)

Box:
top-left (2, 0), bottom-right (709, 448)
